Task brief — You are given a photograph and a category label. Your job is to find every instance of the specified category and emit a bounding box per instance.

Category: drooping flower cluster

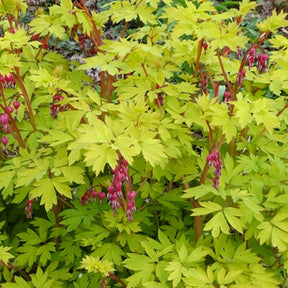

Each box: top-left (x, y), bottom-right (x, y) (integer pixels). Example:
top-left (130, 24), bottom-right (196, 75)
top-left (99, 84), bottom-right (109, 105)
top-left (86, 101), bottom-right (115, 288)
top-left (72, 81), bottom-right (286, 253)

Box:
top-left (223, 91), bottom-right (232, 110)
top-left (207, 150), bottom-right (222, 190)
top-left (0, 102), bottom-right (21, 149)
top-left (236, 69), bottom-right (246, 87)
top-left (126, 191), bottom-right (136, 222)
top-left (0, 113), bottom-right (9, 132)
top-left (108, 155), bottom-right (128, 214)
top-left (235, 46), bottom-right (243, 60)
top-left (257, 53), bottom-right (269, 74)
top-left (0, 73), bottom-right (16, 89)
top-left (202, 41), bottom-right (208, 52)
top-left (25, 198), bottom-right (34, 219)
top-left (246, 47), bottom-right (255, 69)
top-left (107, 154), bottom-right (137, 221)
top-left (50, 93), bottom-right (67, 118)
top-left (80, 189), bottom-right (106, 206)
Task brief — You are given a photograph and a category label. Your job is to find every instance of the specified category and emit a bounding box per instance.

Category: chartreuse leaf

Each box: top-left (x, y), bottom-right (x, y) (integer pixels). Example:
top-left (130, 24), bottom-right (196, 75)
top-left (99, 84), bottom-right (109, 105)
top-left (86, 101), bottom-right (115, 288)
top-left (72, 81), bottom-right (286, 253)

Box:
top-left (0, 170), bottom-right (15, 198)
top-left (52, 177), bottom-right (72, 198)
top-left (165, 261), bottom-right (184, 287)
top-left (0, 246), bottom-right (14, 265)
top-left (16, 157), bottom-right (49, 188)
top-left (60, 166), bottom-right (85, 184)
top-left (112, 136), bottom-right (141, 164)
top-left (1, 276), bottom-right (31, 288)
top-left (37, 242), bottom-right (56, 266)
top-left (123, 253), bottom-right (155, 288)
top-left (183, 185), bottom-right (216, 200)
top-left (30, 178), bottom-right (57, 211)
top-left (16, 245), bottom-right (38, 268)
top-left (143, 282), bottom-right (169, 288)
top-left (239, 0), bottom-right (257, 14)
top-left (250, 98), bottom-right (280, 134)
top-left (93, 243), bottom-right (125, 266)
top-left (0, 0), bottom-right (27, 15)
top-left (191, 201), bottom-right (222, 216)
top-left (223, 207), bottom-right (245, 233)
top-left (193, 202), bottom-right (244, 236)
top-left (18, 228), bottom-right (43, 245)
top-left (80, 255), bottom-right (114, 277)
top-left (141, 138), bottom-right (167, 167)
top-left (83, 143), bottom-right (118, 175)
top-left (0, 51), bottom-right (21, 75)
top-left (257, 10), bottom-right (288, 33)
top-left (31, 267), bottom-right (54, 288)
top-left (205, 211), bottom-right (230, 237)
top-left (60, 202), bottom-right (97, 232)
top-left (59, 238), bottom-right (82, 266)
top-left (257, 207), bottom-right (288, 252)
top-left (40, 129), bottom-right (74, 146)
top-left (184, 266), bottom-right (215, 287)
top-left (103, 1), bottom-right (139, 23)
top-left (46, 261), bottom-right (72, 281)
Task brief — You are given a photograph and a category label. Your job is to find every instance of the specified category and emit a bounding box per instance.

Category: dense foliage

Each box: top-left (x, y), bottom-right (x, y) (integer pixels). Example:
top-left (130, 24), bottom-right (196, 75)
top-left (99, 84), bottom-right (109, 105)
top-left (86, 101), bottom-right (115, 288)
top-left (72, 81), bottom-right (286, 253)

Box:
top-left (0, 0), bottom-right (288, 287)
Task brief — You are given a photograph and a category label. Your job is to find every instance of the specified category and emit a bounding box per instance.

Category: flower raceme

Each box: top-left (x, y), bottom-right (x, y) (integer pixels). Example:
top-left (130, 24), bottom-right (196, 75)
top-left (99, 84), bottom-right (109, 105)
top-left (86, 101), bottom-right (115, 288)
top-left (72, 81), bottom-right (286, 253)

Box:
top-left (236, 69), bottom-right (246, 86)
top-left (108, 154), bottom-right (137, 222)
top-left (246, 47), bottom-right (256, 69)
top-left (257, 53), bottom-right (269, 74)
top-left (50, 93), bottom-right (67, 118)
top-left (25, 199), bottom-right (34, 219)
top-left (207, 150), bottom-right (222, 190)
top-left (0, 73), bottom-right (16, 89)
top-left (79, 154), bottom-right (137, 221)
top-left (80, 189), bottom-right (106, 206)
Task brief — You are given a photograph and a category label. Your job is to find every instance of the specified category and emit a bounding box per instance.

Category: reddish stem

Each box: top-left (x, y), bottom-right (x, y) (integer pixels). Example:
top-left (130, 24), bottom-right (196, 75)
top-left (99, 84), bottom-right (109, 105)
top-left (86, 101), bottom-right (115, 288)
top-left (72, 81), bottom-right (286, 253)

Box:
top-left (106, 74), bottom-right (115, 103)
top-left (193, 38), bottom-right (204, 78)
top-left (206, 70), bottom-right (218, 98)
top-left (205, 120), bottom-right (214, 149)
top-left (135, 0), bottom-right (144, 9)
top-left (216, 50), bottom-right (235, 100)
top-left (100, 71), bottom-right (107, 99)
top-left (14, 67), bottom-right (36, 131)
top-left (183, 179), bottom-right (202, 242)
top-left (141, 63), bottom-right (149, 77)
top-left (0, 260), bottom-right (31, 281)
top-left (121, 21), bottom-right (128, 38)
top-left (35, 33), bottom-right (50, 60)
top-left (109, 272), bottom-right (127, 287)
top-left (5, 13), bottom-right (13, 30)
top-left (78, 0), bottom-right (102, 47)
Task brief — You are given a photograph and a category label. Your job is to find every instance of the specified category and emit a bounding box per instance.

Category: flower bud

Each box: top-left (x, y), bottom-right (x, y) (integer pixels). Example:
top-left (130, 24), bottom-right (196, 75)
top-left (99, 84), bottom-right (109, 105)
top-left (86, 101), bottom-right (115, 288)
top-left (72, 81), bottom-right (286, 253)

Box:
top-left (1, 136), bottom-right (8, 147)
top-left (0, 113), bottom-right (9, 125)
top-left (13, 101), bottom-right (21, 110)
top-left (7, 107), bottom-right (14, 114)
